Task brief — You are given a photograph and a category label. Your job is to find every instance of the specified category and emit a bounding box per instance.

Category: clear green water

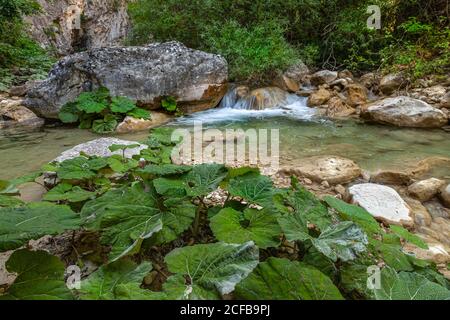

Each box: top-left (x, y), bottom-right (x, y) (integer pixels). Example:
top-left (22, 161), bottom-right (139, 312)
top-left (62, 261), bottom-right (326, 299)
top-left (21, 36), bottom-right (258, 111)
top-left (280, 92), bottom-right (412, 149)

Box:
top-left (1, 116), bottom-right (449, 180)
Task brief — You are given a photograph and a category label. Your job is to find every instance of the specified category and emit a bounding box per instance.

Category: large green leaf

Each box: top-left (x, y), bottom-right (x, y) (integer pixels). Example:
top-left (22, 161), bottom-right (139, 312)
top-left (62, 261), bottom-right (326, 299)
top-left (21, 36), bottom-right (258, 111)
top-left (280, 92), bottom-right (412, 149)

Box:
top-left (110, 96), bottom-right (136, 113)
top-left (76, 89), bottom-right (109, 114)
top-left (43, 183), bottom-right (95, 203)
top-left (82, 183), bottom-right (195, 260)
top-left (92, 115), bottom-right (118, 134)
top-left (340, 262), bottom-right (376, 299)
top-left (59, 102), bottom-right (79, 123)
top-left (210, 208), bottom-right (281, 249)
top-left (56, 157), bottom-right (103, 180)
top-left (183, 163), bottom-right (228, 197)
top-left (0, 203), bottom-right (81, 251)
top-left (371, 239), bottom-right (414, 272)
top-left (374, 267), bottom-right (450, 300)
top-left (127, 107), bottom-right (151, 120)
top-left (324, 196), bottom-right (381, 235)
top-left (234, 257), bottom-right (344, 300)
top-left (137, 164), bottom-right (192, 177)
top-left (281, 186), bottom-right (333, 232)
top-left (0, 249), bottom-right (73, 300)
top-left (0, 194), bottom-right (24, 207)
top-left (227, 174), bottom-right (275, 208)
top-left (164, 241), bottom-right (259, 299)
top-left (389, 225), bottom-right (428, 249)
top-left (310, 221), bottom-right (368, 262)
top-left (78, 260), bottom-right (156, 300)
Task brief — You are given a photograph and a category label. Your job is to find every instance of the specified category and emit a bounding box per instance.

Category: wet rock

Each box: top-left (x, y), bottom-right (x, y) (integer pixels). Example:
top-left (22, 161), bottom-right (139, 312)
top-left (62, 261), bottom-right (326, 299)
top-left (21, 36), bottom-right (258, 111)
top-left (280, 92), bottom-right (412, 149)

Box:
top-left (280, 156), bottom-right (361, 185)
top-left (307, 88), bottom-right (332, 107)
top-left (408, 178), bottom-right (446, 202)
top-left (53, 137), bottom-right (146, 163)
top-left (379, 73), bottom-right (406, 94)
top-left (345, 83), bottom-right (368, 107)
top-left (370, 170), bottom-right (413, 185)
top-left (361, 96), bottom-right (448, 128)
top-left (439, 184), bottom-right (450, 208)
top-left (0, 97), bottom-right (44, 129)
top-left (325, 96), bottom-right (355, 118)
top-left (25, 42), bottom-right (228, 118)
top-left (348, 183), bottom-right (414, 227)
top-left (248, 87), bottom-right (291, 110)
top-left (359, 72), bottom-right (379, 89)
top-left (116, 112), bottom-right (173, 133)
top-left (310, 70), bottom-right (338, 86)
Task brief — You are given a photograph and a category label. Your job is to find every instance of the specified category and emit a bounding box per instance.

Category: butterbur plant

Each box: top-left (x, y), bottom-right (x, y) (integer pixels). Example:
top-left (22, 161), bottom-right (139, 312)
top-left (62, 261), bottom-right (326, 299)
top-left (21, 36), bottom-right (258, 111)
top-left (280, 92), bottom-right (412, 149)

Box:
top-left (58, 87), bottom-right (152, 134)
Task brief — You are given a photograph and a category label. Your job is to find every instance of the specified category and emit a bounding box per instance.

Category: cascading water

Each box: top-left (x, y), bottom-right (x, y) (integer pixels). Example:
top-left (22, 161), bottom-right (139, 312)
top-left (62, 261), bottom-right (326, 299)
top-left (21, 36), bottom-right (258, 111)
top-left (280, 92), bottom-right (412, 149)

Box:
top-left (173, 86), bottom-right (317, 125)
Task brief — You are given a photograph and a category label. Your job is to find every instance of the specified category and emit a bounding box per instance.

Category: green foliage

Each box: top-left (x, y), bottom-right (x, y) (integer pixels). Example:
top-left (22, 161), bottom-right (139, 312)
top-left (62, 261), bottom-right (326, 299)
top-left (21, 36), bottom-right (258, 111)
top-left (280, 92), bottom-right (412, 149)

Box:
top-left (161, 96), bottom-right (178, 113)
top-left (128, 0), bottom-right (449, 79)
top-left (0, 0), bottom-right (54, 91)
top-left (0, 249), bottom-right (74, 300)
top-left (235, 257), bottom-right (344, 300)
top-left (0, 202), bottom-right (80, 251)
top-left (1, 133), bottom-right (449, 300)
top-left (58, 88), bottom-right (151, 134)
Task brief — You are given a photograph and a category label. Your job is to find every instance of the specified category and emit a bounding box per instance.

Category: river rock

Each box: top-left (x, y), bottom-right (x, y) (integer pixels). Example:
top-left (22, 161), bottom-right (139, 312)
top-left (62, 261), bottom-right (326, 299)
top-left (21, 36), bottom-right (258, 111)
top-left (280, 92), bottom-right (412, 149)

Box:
top-left (248, 87), bottom-right (291, 110)
top-left (26, 0), bottom-right (131, 56)
top-left (359, 72), bottom-right (379, 89)
top-left (282, 156), bottom-right (362, 185)
top-left (441, 91), bottom-right (450, 108)
top-left (408, 178), bottom-right (446, 202)
top-left (370, 170), bottom-right (413, 185)
top-left (404, 197), bottom-right (432, 227)
top-left (307, 88), bottom-right (332, 107)
top-left (53, 138), bottom-right (146, 163)
top-left (310, 70), bottom-right (338, 86)
top-left (361, 96), bottom-right (448, 128)
top-left (325, 96), bottom-right (355, 118)
top-left (116, 112), bottom-right (173, 133)
top-left (25, 41), bottom-right (228, 118)
top-left (0, 97), bottom-right (44, 129)
top-left (379, 73), bottom-right (406, 94)
top-left (275, 62), bottom-right (310, 92)
top-left (345, 84), bottom-right (368, 107)
top-left (404, 241), bottom-right (450, 265)
top-left (348, 183), bottom-right (413, 226)
top-left (439, 184), bottom-right (450, 208)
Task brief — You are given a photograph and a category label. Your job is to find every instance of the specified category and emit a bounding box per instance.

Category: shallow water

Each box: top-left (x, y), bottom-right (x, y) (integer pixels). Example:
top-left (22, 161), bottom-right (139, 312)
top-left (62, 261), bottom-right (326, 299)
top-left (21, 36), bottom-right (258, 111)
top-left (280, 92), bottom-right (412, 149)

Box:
top-left (1, 97), bottom-right (449, 180)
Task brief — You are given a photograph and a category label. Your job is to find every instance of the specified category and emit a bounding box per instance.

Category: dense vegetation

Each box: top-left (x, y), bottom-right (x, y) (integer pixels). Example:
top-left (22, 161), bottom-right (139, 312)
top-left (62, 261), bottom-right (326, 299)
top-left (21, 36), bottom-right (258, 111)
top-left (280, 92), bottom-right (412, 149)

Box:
top-left (1, 129), bottom-right (449, 300)
top-left (58, 87), bottom-right (152, 134)
top-left (0, 0), bottom-right (54, 91)
top-left (128, 0), bottom-right (450, 82)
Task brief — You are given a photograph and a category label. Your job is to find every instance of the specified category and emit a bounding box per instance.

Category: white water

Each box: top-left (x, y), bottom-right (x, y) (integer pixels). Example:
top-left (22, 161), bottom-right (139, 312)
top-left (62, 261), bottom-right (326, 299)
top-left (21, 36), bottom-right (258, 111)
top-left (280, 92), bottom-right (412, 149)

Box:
top-left (173, 92), bottom-right (317, 125)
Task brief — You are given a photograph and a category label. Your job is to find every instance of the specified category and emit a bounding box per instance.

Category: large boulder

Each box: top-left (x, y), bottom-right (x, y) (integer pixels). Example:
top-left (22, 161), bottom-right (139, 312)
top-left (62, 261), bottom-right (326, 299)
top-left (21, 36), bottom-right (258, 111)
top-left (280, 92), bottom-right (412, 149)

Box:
top-left (349, 183), bottom-right (414, 227)
top-left (25, 41), bottom-right (228, 118)
top-left (361, 96), bottom-right (448, 128)
top-left (281, 156), bottom-right (362, 185)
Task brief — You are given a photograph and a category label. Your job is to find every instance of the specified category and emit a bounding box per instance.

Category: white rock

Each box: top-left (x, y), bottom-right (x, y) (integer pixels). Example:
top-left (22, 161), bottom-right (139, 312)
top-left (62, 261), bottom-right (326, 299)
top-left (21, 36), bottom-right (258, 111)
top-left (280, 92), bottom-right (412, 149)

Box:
top-left (349, 183), bottom-right (413, 226)
top-left (53, 138), bottom-right (147, 163)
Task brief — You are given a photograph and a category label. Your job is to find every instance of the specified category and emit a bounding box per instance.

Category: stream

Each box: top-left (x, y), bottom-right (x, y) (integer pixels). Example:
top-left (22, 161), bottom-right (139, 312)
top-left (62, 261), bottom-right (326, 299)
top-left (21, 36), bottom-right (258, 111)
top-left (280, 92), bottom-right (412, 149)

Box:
top-left (1, 95), bottom-right (450, 180)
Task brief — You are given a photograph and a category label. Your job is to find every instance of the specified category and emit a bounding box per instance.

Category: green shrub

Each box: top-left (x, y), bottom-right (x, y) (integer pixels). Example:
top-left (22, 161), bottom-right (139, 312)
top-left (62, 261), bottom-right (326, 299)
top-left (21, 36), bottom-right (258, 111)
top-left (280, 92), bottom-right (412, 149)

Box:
top-left (0, 0), bottom-right (54, 90)
top-left (59, 87), bottom-right (151, 134)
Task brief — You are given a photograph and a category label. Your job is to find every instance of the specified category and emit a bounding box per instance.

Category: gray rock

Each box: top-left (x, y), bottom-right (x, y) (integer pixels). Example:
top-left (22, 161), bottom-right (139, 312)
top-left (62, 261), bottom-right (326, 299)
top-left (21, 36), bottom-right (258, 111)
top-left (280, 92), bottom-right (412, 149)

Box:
top-left (408, 178), bottom-right (446, 202)
top-left (362, 96), bottom-right (448, 128)
top-left (310, 70), bottom-right (338, 86)
top-left (0, 97), bottom-right (44, 129)
top-left (379, 73), bottom-right (406, 94)
top-left (53, 138), bottom-right (147, 163)
top-left (25, 41), bottom-right (228, 118)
